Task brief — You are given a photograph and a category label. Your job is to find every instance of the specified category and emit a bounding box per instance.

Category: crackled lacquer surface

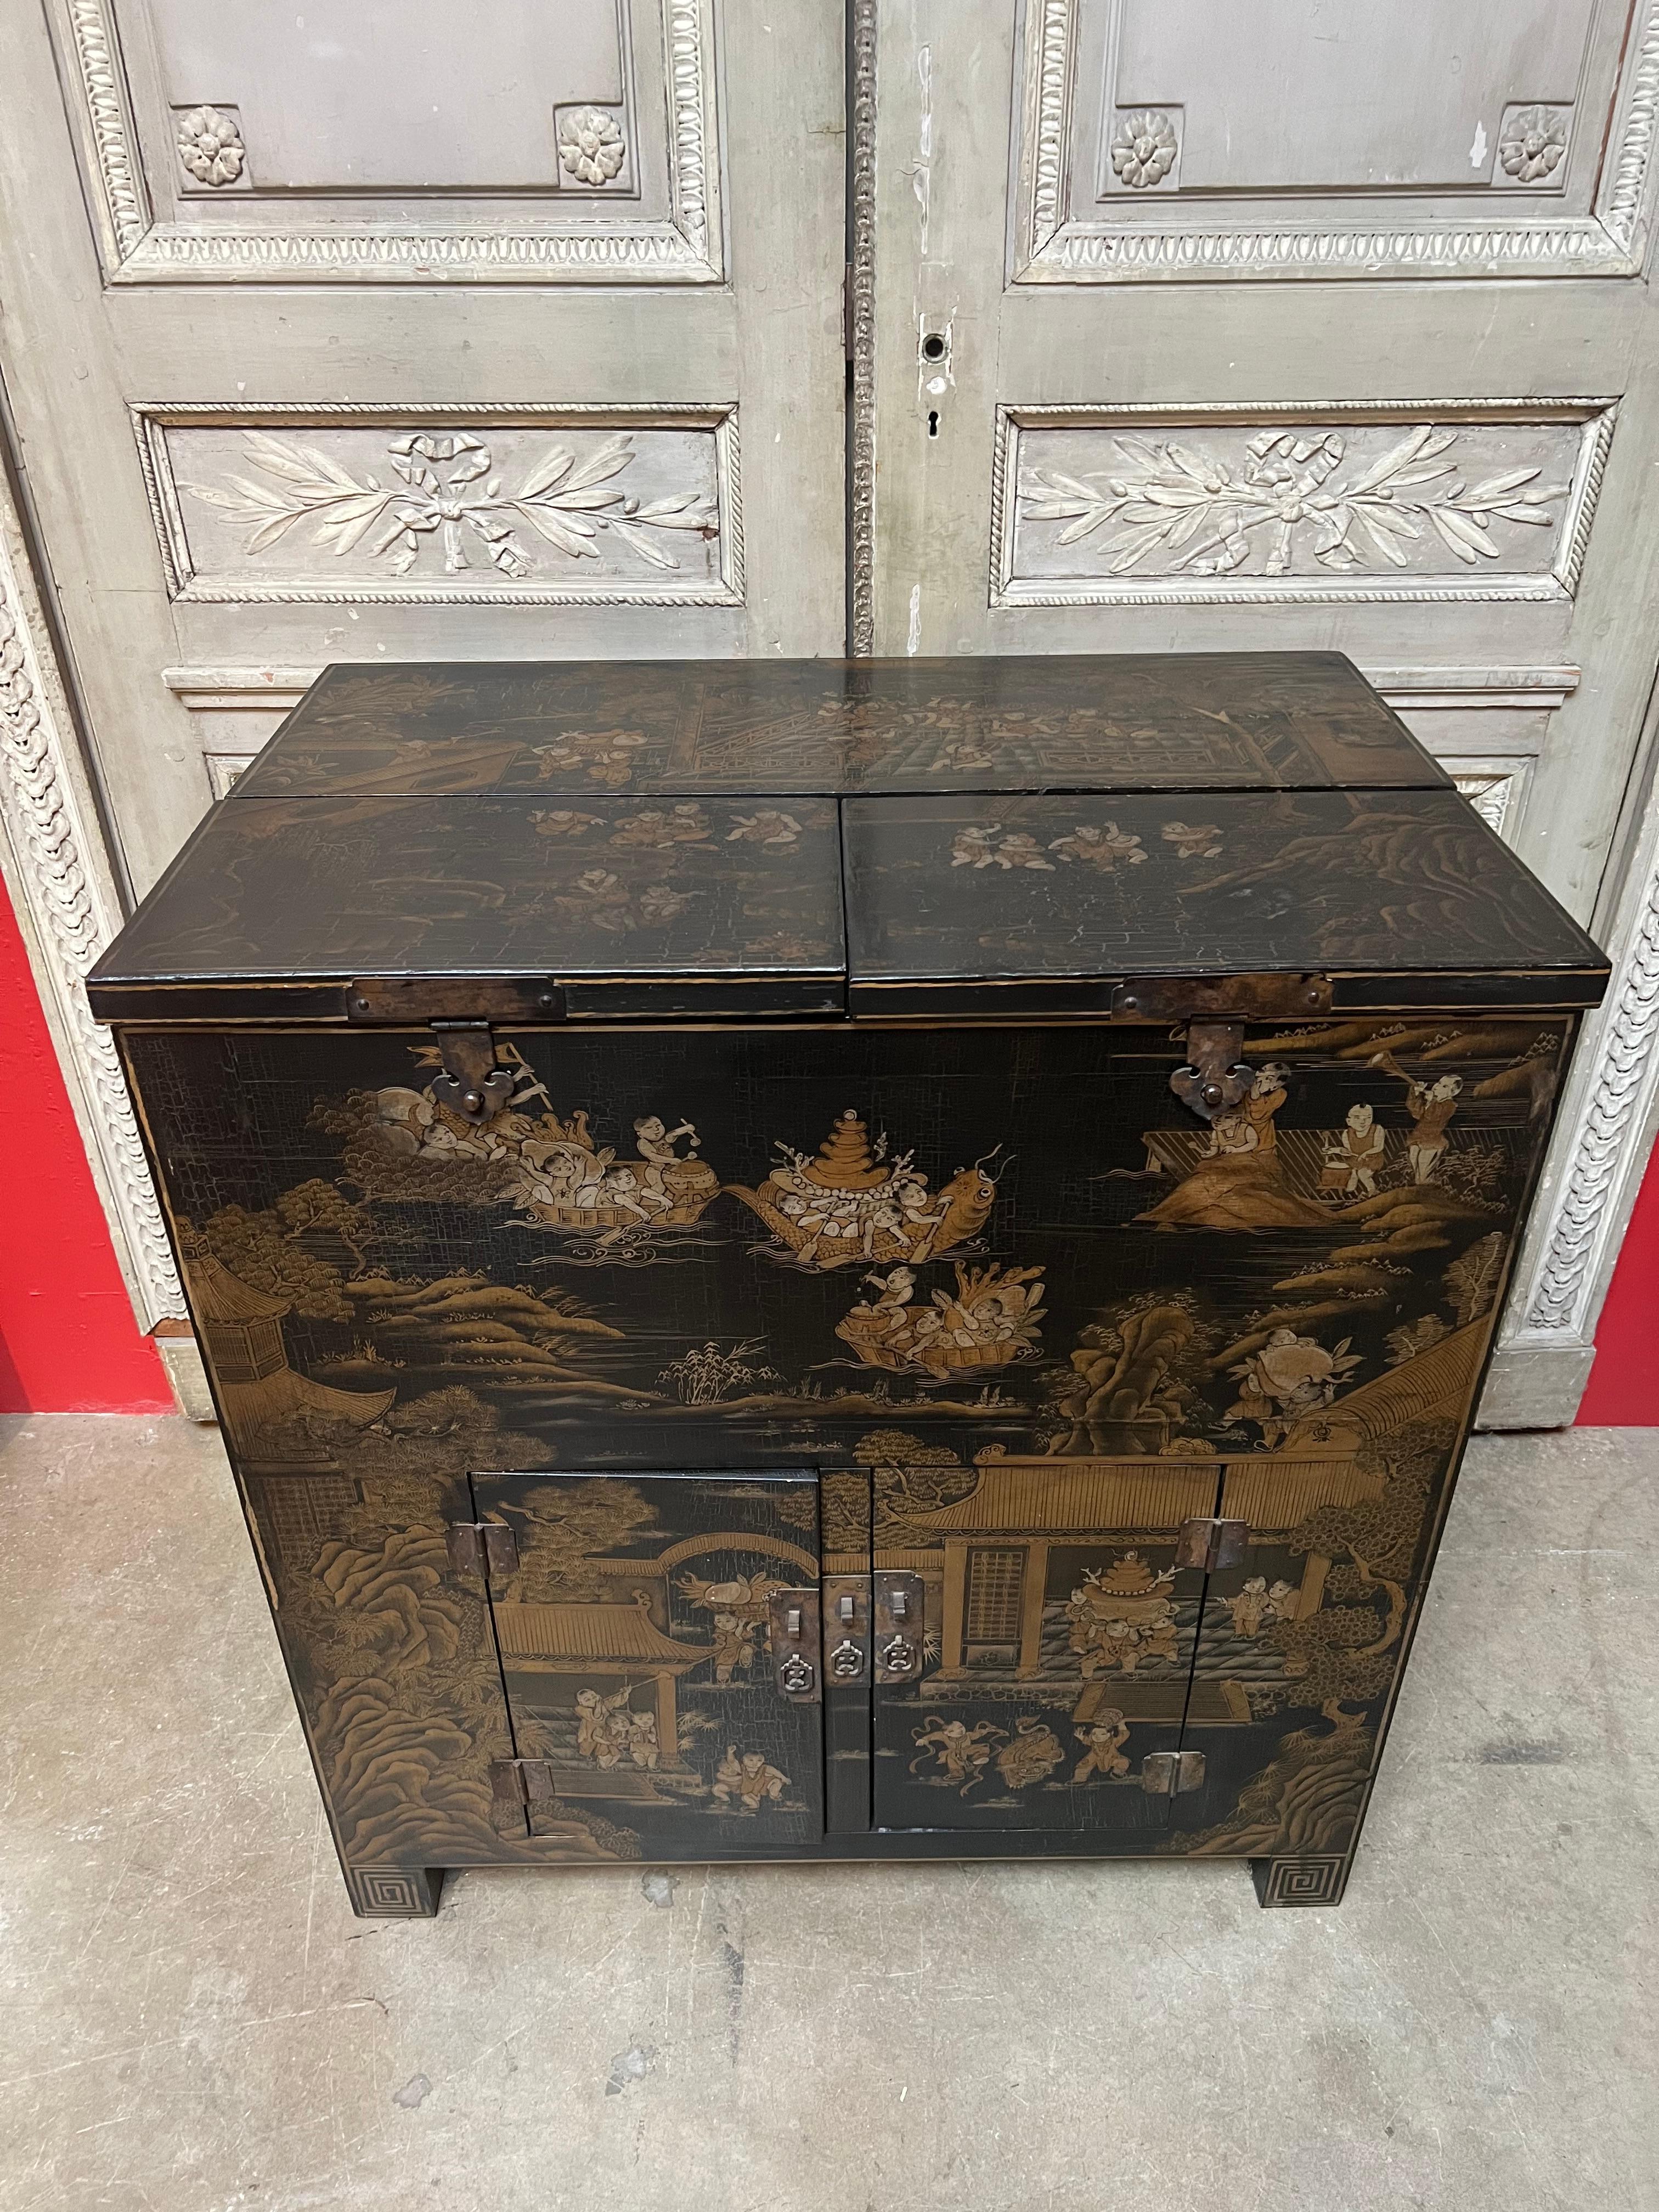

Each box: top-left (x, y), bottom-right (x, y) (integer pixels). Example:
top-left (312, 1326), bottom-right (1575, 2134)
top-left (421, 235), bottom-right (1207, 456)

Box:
top-left (126, 1013), bottom-right (1570, 1874)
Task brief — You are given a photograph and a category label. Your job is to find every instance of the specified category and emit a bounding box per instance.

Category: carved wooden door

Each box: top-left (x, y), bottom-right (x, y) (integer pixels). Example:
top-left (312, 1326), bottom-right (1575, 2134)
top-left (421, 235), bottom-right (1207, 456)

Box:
top-left (0, 0), bottom-right (846, 1325)
top-left (854, 1), bottom-right (1659, 1419)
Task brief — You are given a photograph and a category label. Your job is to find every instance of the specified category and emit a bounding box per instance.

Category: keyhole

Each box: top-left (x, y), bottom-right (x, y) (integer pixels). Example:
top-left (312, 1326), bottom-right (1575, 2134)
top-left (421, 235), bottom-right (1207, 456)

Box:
top-left (927, 410), bottom-right (939, 437)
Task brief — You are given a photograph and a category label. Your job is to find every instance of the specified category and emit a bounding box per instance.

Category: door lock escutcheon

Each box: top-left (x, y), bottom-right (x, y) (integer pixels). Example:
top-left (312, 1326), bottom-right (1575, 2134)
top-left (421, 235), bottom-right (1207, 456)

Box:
top-left (873, 1572), bottom-right (926, 1685)
top-left (768, 1588), bottom-right (822, 1702)
top-left (822, 1575), bottom-right (871, 1685)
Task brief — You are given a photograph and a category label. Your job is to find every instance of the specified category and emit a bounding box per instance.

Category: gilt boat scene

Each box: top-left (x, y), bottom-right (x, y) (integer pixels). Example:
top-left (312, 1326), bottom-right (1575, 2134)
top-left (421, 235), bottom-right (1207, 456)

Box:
top-left (129, 1016), bottom-right (1566, 1475)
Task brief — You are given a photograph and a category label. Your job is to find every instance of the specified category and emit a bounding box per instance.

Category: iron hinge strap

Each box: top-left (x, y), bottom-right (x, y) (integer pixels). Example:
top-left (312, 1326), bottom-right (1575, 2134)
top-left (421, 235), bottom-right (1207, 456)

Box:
top-left (447, 1521), bottom-right (520, 1577)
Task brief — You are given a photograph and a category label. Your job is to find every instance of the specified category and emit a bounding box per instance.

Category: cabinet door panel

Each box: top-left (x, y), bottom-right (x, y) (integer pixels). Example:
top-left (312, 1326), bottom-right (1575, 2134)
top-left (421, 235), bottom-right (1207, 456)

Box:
top-left (870, 1460), bottom-right (1210, 1836)
top-left (475, 1469), bottom-right (825, 1857)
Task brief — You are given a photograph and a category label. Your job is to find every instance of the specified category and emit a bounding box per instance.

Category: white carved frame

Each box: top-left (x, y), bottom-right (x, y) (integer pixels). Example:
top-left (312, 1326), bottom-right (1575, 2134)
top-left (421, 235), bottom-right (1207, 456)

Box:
top-left (989, 400), bottom-right (1617, 608)
top-left (1487, 703), bottom-right (1659, 1421)
top-left (55, 0), bottom-right (723, 283)
top-left (131, 402), bottom-right (744, 608)
top-left (1014, 0), bottom-right (1659, 283)
top-left (0, 469), bottom-right (183, 1328)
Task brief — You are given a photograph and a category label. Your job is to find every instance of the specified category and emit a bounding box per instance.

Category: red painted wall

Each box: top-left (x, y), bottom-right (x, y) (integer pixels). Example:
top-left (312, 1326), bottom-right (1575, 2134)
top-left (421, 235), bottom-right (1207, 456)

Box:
top-left (1576, 1132), bottom-right (1659, 1424)
top-left (0, 868), bottom-right (1654, 1421)
top-left (0, 880), bottom-right (171, 1413)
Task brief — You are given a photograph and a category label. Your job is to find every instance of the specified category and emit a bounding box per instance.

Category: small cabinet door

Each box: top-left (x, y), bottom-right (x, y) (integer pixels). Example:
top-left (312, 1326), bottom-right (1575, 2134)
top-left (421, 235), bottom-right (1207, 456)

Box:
top-left (473, 1470), bottom-right (825, 1858)
top-left (870, 1460), bottom-right (1210, 1839)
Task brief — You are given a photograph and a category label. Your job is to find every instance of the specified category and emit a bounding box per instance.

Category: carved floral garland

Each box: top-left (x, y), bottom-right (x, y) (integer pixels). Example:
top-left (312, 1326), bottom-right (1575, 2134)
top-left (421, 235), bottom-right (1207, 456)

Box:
top-left (187, 430), bottom-right (718, 579)
top-left (1018, 426), bottom-right (1566, 579)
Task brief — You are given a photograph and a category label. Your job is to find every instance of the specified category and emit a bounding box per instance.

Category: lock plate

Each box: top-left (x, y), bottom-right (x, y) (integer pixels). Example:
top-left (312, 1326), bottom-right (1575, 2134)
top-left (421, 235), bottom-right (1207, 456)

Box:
top-left (768, 1587), bottom-right (822, 1703)
top-left (490, 1756), bottom-right (556, 1804)
top-left (1142, 1750), bottom-right (1207, 1797)
top-left (448, 1519), bottom-right (520, 1577)
top-left (822, 1574), bottom-right (871, 1685)
top-left (428, 1023), bottom-right (516, 1126)
top-left (1169, 1020), bottom-right (1251, 1124)
top-left (873, 1572), bottom-right (926, 1685)
top-left (1173, 1517), bottom-right (1250, 1573)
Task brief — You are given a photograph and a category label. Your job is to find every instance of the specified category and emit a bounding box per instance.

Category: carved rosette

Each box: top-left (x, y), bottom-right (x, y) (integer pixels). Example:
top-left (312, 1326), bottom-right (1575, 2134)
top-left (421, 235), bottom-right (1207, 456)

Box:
top-left (1499, 106), bottom-right (1570, 184)
top-left (558, 106), bottom-right (627, 187)
top-left (1109, 111), bottom-right (1178, 190)
top-left (176, 105), bottom-right (245, 188)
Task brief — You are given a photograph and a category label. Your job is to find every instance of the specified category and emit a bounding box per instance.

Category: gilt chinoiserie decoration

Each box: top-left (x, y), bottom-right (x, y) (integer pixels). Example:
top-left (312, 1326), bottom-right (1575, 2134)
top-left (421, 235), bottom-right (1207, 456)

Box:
top-left (91, 654), bottom-right (1608, 1914)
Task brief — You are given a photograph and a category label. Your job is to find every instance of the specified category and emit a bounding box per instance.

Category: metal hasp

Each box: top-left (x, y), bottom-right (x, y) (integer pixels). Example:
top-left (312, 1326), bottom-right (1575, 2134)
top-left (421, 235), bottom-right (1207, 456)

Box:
top-left (769, 1588), bottom-right (822, 1701)
top-left (1173, 1517), bottom-right (1250, 1573)
top-left (1169, 1020), bottom-right (1251, 1124)
top-left (822, 1575), bottom-right (871, 1683)
top-left (1142, 1751), bottom-right (1207, 1797)
top-left (873, 1572), bottom-right (925, 1683)
top-left (448, 1520), bottom-right (520, 1576)
top-left (428, 1023), bottom-right (516, 1126)
top-left (343, 979), bottom-right (568, 1129)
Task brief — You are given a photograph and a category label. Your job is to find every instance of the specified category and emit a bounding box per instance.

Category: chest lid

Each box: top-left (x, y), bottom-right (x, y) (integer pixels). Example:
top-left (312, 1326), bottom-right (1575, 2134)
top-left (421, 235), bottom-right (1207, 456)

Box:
top-left (88, 654), bottom-right (1606, 1022)
top-left (227, 651), bottom-right (1450, 797)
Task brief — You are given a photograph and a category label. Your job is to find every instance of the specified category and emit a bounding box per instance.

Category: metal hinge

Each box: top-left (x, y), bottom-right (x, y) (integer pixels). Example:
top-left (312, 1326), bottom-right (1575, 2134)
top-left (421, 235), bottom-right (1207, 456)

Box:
top-left (490, 1758), bottom-right (555, 1805)
top-left (1142, 1750), bottom-right (1207, 1797)
top-left (1173, 1517), bottom-right (1249, 1572)
top-left (769, 1588), bottom-right (822, 1702)
top-left (448, 1520), bottom-right (520, 1576)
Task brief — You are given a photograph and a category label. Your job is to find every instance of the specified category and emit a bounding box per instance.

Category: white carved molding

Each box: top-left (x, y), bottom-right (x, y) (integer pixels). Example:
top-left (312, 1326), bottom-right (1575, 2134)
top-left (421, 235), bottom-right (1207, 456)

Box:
top-left (992, 403), bottom-right (1615, 609)
top-left (55, 0), bottom-right (721, 284)
top-left (0, 471), bottom-right (183, 1327)
top-left (1014, 0), bottom-right (1659, 283)
top-left (848, 0), bottom-right (878, 656)
top-left (133, 404), bottom-right (743, 609)
top-left (1489, 725), bottom-right (1659, 1421)
top-left (1452, 766), bottom-right (1529, 840)
top-left (1363, 665), bottom-right (1582, 849)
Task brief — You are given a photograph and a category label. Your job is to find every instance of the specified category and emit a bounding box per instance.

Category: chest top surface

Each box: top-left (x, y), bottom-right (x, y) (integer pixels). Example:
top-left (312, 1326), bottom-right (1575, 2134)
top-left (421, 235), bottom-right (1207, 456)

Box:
top-left (229, 652), bottom-right (1449, 798)
top-left (89, 654), bottom-right (1606, 1019)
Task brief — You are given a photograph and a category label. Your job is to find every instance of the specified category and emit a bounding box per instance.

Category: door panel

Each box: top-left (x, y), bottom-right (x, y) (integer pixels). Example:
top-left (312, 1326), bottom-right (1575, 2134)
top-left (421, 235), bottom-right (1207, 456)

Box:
top-left (474, 1469), bottom-right (825, 1855)
top-left (870, 1459), bottom-right (1205, 1835)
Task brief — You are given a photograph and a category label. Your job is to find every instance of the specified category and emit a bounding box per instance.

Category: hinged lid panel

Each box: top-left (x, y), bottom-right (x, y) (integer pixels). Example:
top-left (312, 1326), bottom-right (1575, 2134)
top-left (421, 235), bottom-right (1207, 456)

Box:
top-left (89, 792), bottom-right (845, 1019)
top-left (230, 652), bottom-right (1450, 799)
top-left (842, 791), bottom-right (1607, 1013)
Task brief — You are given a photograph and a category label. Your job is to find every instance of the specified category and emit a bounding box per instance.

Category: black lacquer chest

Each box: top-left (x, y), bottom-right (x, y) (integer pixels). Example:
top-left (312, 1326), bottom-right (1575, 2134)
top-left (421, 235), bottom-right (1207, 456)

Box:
top-left (92, 654), bottom-right (1608, 1914)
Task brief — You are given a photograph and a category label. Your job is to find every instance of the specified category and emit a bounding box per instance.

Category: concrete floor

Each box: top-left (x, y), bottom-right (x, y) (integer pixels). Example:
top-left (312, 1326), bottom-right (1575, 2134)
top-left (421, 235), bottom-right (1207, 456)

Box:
top-left (1, 1418), bottom-right (1654, 2212)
